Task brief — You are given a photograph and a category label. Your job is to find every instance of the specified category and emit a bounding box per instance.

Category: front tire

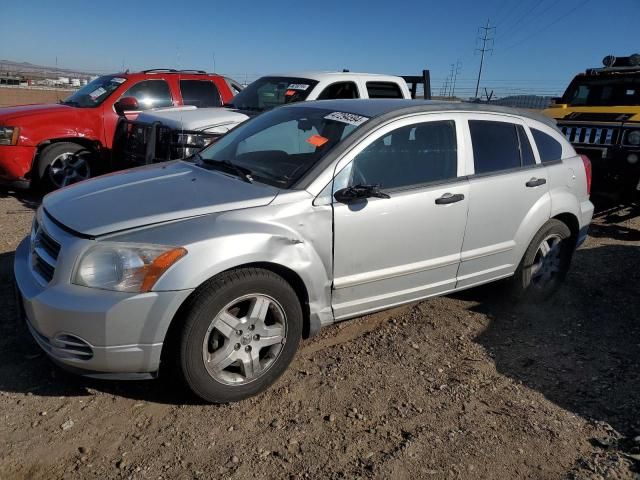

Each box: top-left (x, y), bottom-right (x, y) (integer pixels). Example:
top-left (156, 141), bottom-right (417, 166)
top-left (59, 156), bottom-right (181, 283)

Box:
top-left (179, 268), bottom-right (302, 403)
top-left (511, 219), bottom-right (574, 300)
top-left (36, 142), bottom-right (94, 191)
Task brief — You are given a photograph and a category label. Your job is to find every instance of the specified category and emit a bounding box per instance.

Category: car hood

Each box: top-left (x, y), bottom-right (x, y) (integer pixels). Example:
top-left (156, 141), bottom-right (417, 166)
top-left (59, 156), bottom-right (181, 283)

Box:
top-left (43, 161), bottom-right (279, 237)
top-left (544, 105), bottom-right (640, 123)
top-left (0, 103), bottom-right (77, 123)
top-left (136, 107), bottom-right (250, 131)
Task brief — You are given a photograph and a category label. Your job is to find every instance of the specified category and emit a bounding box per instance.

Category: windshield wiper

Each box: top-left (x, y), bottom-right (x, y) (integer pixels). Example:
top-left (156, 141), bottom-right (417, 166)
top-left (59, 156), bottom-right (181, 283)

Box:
top-left (195, 154), bottom-right (254, 183)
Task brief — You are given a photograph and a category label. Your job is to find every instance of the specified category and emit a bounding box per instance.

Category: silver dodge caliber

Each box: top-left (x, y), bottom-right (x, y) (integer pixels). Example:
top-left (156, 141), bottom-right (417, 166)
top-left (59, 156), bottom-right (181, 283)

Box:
top-left (14, 100), bottom-right (594, 403)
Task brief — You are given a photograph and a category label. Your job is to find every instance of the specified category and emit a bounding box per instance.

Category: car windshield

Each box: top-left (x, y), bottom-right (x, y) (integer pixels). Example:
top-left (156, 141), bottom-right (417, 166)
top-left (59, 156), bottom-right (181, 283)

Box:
top-left (196, 106), bottom-right (369, 188)
top-left (228, 76), bottom-right (319, 112)
top-left (562, 75), bottom-right (640, 106)
top-left (61, 75), bottom-right (127, 108)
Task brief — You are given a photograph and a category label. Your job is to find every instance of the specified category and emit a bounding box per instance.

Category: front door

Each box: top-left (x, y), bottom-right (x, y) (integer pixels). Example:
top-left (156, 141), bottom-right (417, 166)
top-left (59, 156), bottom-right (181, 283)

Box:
top-left (331, 116), bottom-right (470, 320)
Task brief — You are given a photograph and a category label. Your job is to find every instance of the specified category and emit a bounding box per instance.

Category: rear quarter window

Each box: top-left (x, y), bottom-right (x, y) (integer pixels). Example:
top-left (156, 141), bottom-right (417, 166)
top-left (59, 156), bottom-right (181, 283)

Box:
top-left (531, 128), bottom-right (563, 163)
top-left (366, 81), bottom-right (404, 99)
top-left (180, 80), bottom-right (222, 108)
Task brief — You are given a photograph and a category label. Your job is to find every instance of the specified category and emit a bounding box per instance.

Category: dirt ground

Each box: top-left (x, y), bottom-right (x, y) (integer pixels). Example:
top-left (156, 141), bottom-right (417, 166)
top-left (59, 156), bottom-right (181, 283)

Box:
top-left (0, 87), bottom-right (75, 107)
top-left (0, 188), bottom-right (638, 480)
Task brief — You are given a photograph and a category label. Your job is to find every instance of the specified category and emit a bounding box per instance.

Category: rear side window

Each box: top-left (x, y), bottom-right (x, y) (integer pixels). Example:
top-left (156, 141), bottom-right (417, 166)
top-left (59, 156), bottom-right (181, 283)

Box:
top-left (180, 80), bottom-right (222, 107)
top-left (350, 120), bottom-right (458, 190)
top-left (121, 80), bottom-right (173, 109)
top-left (366, 81), bottom-right (404, 99)
top-left (532, 128), bottom-right (563, 163)
top-left (317, 82), bottom-right (359, 100)
top-left (469, 120), bottom-right (521, 174)
top-left (517, 125), bottom-right (536, 166)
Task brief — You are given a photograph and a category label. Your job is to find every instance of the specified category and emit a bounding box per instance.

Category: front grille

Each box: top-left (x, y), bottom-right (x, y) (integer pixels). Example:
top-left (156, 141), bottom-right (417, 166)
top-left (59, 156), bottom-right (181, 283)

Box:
top-left (31, 221), bottom-right (60, 284)
top-left (560, 125), bottom-right (620, 146)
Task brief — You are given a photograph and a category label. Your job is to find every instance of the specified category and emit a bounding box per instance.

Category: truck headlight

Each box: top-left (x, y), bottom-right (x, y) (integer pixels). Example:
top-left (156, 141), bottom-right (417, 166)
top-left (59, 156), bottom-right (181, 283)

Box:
top-left (626, 130), bottom-right (640, 146)
top-left (73, 243), bottom-right (187, 292)
top-left (0, 126), bottom-right (19, 145)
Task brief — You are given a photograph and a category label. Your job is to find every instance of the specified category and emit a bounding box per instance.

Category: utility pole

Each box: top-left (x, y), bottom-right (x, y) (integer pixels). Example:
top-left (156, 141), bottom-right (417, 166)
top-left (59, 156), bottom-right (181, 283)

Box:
top-left (447, 63), bottom-right (455, 98)
top-left (450, 60), bottom-right (462, 98)
top-left (474, 19), bottom-right (495, 99)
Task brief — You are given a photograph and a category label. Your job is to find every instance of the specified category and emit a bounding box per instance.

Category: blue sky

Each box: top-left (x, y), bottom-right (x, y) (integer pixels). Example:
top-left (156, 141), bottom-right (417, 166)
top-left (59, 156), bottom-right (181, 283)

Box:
top-left (1, 0), bottom-right (638, 98)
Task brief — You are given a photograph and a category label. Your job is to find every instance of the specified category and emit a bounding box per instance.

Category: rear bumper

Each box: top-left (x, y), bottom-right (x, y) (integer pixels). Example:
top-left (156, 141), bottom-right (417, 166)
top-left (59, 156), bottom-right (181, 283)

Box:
top-left (0, 145), bottom-right (36, 184)
top-left (577, 199), bottom-right (594, 247)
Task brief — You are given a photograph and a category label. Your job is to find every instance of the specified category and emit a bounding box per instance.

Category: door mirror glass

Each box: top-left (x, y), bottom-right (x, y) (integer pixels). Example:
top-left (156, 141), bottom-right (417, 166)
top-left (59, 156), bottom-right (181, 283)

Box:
top-left (334, 184), bottom-right (390, 204)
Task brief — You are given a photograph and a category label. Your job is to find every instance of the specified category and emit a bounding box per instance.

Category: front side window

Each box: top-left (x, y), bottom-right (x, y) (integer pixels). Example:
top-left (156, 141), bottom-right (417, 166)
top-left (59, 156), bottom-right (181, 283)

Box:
top-left (317, 82), bottom-right (359, 100)
top-left (62, 75), bottom-right (127, 108)
top-left (469, 120), bottom-right (522, 174)
top-left (366, 81), bottom-right (404, 99)
top-left (198, 107), bottom-right (365, 188)
top-left (229, 76), bottom-right (319, 112)
top-left (348, 120), bottom-right (458, 190)
top-left (121, 80), bottom-right (173, 110)
top-left (180, 80), bottom-right (221, 107)
top-left (532, 128), bottom-right (563, 163)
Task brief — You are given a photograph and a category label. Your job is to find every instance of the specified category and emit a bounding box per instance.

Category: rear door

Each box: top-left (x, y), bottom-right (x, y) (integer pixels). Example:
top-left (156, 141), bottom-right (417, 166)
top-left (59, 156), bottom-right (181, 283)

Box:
top-left (456, 115), bottom-right (551, 288)
top-left (330, 114), bottom-right (470, 319)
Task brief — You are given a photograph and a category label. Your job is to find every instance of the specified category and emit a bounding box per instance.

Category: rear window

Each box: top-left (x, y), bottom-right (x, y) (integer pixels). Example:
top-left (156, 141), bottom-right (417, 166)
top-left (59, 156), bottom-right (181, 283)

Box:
top-left (366, 81), bottom-right (404, 99)
top-left (517, 125), bottom-right (536, 166)
top-left (180, 80), bottom-right (222, 107)
top-left (532, 128), bottom-right (563, 163)
top-left (469, 120), bottom-right (521, 174)
top-left (230, 76), bottom-right (319, 112)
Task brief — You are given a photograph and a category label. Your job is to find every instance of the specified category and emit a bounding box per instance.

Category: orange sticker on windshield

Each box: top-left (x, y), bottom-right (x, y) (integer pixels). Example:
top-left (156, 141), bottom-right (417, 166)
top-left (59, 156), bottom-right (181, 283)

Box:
top-left (285, 89), bottom-right (297, 96)
top-left (306, 135), bottom-right (329, 147)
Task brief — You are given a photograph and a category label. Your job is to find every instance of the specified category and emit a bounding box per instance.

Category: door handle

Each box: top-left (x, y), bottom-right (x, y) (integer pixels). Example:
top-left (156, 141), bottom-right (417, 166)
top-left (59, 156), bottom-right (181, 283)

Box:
top-left (435, 193), bottom-right (465, 205)
top-left (526, 177), bottom-right (547, 187)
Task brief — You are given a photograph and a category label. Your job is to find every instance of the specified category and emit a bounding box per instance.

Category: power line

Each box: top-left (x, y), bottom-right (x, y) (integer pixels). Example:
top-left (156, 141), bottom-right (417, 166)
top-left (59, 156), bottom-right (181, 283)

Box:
top-left (501, 0), bottom-right (592, 52)
top-left (474, 19), bottom-right (495, 99)
top-left (498, 0), bottom-right (551, 42)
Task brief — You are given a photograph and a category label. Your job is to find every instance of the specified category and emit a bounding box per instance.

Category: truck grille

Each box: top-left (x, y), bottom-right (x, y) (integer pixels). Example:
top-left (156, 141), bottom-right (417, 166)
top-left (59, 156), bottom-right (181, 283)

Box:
top-left (560, 125), bottom-right (619, 146)
top-left (31, 221), bottom-right (60, 284)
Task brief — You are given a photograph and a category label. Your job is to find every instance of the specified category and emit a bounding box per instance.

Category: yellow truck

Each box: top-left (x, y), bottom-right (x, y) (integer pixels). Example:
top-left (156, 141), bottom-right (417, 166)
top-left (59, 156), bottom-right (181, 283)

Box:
top-left (544, 54), bottom-right (640, 198)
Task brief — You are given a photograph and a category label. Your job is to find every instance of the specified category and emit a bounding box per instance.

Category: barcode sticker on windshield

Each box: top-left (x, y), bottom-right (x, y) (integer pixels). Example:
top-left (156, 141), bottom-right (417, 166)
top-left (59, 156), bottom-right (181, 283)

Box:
top-left (324, 111), bottom-right (369, 126)
top-left (287, 84), bottom-right (310, 91)
top-left (89, 87), bottom-right (106, 99)
top-left (111, 77), bottom-right (127, 84)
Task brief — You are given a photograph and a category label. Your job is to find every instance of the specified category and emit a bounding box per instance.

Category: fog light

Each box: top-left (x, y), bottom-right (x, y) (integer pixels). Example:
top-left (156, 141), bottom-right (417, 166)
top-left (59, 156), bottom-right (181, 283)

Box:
top-left (627, 153), bottom-right (639, 164)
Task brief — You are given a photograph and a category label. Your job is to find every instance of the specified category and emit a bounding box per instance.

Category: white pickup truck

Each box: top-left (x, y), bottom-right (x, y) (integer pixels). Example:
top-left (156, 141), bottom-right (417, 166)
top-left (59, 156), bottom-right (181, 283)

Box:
top-left (117, 72), bottom-right (412, 163)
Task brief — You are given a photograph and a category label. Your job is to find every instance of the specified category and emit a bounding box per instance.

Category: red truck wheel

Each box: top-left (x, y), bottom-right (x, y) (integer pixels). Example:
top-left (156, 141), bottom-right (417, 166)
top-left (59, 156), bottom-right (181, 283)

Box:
top-left (36, 142), bottom-right (95, 191)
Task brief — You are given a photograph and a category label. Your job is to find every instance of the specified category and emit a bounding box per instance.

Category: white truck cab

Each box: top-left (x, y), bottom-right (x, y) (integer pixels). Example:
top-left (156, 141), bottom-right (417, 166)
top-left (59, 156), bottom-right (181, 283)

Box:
top-left (119, 72), bottom-right (412, 162)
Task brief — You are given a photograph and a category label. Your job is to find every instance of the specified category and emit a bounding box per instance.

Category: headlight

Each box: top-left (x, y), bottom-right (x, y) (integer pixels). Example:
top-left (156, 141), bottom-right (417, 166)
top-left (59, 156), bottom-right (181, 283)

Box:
top-left (73, 243), bottom-right (187, 292)
top-left (626, 130), bottom-right (640, 146)
top-left (0, 126), bottom-right (19, 145)
top-left (175, 132), bottom-right (218, 148)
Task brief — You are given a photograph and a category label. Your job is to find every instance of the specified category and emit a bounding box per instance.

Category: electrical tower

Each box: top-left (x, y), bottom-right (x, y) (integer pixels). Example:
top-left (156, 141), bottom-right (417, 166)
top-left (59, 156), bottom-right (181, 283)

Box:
top-left (450, 60), bottom-right (462, 98)
top-left (474, 20), bottom-right (495, 99)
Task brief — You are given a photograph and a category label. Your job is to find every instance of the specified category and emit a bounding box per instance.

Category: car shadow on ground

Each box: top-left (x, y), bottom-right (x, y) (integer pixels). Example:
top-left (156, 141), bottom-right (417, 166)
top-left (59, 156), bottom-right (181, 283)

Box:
top-left (454, 243), bottom-right (639, 442)
top-left (0, 186), bottom-right (42, 211)
top-left (0, 250), bottom-right (207, 406)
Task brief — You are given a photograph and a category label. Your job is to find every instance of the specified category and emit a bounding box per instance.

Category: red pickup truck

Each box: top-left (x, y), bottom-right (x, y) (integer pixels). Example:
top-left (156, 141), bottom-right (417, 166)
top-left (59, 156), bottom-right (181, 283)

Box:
top-left (0, 69), bottom-right (236, 190)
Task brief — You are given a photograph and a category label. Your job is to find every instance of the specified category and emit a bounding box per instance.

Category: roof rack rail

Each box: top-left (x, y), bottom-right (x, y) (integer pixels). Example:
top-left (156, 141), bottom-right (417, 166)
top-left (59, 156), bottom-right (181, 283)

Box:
top-left (586, 66), bottom-right (640, 75)
top-left (141, 69), bottom-right (209, 74)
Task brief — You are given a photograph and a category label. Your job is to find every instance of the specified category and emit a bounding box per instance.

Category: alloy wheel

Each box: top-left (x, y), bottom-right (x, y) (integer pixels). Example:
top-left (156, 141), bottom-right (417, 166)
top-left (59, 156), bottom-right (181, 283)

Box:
top-left (48, 152), bottom-right (91, 188)
top-left (530, 233), bottom-right (563, 288)
top-left (202, 294), bottom-right (287, 385)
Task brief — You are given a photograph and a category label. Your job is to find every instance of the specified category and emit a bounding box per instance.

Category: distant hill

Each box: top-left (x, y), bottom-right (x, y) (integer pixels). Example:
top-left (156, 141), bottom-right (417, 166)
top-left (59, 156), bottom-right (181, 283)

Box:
top-left (0, 59), bottom-right (97, 79)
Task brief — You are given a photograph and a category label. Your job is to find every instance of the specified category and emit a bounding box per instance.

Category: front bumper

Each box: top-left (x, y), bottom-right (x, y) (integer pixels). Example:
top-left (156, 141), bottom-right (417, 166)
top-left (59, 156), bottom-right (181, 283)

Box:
top-left (0, 145), bottom-right (36, 186)
top-left (13, 236), bottom-right (193, 378)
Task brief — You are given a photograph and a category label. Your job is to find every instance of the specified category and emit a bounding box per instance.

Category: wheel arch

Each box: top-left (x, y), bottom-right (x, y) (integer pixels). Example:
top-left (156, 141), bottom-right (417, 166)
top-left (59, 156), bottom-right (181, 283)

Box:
top-left (159, 261), bottom-right (317, 376)
top-left (31, 137), bottom-right (102, 176)
top-left (552, 211), bottom-right (579, 244)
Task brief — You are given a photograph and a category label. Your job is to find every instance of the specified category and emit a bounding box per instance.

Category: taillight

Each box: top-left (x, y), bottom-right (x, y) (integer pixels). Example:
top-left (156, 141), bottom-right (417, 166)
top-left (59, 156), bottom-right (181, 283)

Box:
top-left (580, 154), bottom-right (592, 195)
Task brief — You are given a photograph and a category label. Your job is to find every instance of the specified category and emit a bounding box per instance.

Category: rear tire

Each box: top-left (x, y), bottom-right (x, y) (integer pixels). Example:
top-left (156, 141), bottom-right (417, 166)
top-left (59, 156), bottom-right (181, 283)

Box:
top-left (178, 268), bottom-right (302, 403)
top-left (36, 142), bottom-right (95, 191)
top-left (510, 219), bottom-right (574, 301)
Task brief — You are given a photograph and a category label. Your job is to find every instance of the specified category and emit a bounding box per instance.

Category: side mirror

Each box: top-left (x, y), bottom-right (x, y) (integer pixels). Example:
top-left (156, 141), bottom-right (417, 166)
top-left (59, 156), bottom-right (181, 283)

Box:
top-left (551, 97), bottom-right (562, 105)
top-left (334, 184), bottom-right (390, 204)
top-left (114, 96), bottom-right (139, 115)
